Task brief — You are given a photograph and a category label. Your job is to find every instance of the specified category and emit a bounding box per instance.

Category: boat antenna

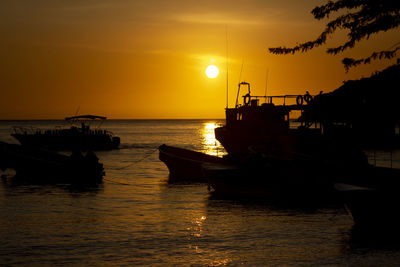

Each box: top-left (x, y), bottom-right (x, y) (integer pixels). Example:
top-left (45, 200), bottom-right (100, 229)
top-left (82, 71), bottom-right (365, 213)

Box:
top-left (71, 106), bottom-right (80, 126)
top-left (238, 58), bottom-right (244, 84)
top-left (225, 25), bottom-right (229, 109)
top-left (264, 68), bottom-right (269, 102)
top-left (74, 106), bottom-right (80, 117)
top-left (235, 58), bottom-right (245, 108)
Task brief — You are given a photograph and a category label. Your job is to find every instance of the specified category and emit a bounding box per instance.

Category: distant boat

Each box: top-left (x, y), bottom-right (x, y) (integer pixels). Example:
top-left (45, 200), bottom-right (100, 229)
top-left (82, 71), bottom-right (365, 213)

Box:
top-left (0, 141), bottom-right (104, 184)
top-left (12, 115), bottom-right (120, 151)
top-left (158, 144), bottom-right (228, 183)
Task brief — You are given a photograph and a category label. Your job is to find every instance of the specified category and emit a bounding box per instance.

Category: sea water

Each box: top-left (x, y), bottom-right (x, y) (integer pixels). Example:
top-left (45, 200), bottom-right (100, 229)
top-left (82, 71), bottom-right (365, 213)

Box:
top-left (1, 120), bottom-right (400, 266)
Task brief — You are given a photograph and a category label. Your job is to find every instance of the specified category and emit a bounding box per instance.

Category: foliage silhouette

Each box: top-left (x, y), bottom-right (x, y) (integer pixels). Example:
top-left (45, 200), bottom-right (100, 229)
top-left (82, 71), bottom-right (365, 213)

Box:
top-left (269, 0), bottom-right (400, 71)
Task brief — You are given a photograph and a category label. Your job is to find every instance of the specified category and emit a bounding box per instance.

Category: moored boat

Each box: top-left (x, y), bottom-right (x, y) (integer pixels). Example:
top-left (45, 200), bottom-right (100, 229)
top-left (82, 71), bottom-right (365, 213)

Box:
top-left (214, 81), bottom-right (363, 160)
top-left (204, 146), bottom-right (337, 203)
top-left (207, 81), bottom-right (369, 202)
top-left (335, 167), bottom-right (400, 228)
top-left (0, 141), bottom-right (104, 184)
top-left (12, 115), bottom-right (120, 151)
top-left (159, 144), bottom-right (228, 182)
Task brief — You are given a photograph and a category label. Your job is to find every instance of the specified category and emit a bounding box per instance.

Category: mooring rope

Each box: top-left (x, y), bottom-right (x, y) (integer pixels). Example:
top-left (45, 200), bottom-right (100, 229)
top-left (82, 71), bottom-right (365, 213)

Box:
top-left (102, 147), bottom-right (159, 185)
top-left (103, 178), bottom-right (132, 185)
top-left (109, 147), bottom-right (159, 170)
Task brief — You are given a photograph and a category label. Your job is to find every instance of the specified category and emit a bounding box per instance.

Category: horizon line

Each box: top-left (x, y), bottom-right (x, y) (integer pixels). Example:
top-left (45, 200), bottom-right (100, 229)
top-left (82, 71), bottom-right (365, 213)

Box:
top-left (0, 118), bottom-right (226, 121)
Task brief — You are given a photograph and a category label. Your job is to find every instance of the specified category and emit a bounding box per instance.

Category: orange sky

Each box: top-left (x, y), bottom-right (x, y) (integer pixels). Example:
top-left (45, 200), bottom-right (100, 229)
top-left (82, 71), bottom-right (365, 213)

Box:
top-left (1, 0), bottom-right (399, 119)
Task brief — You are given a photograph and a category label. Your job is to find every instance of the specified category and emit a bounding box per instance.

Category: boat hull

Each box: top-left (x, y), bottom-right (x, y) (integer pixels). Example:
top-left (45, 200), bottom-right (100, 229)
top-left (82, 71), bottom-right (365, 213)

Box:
top-left (336, 168), bottom-right (400, 228)
top-left (204, 157), bottom-right (336, 204)
top-left (214, 126), bottom-right (326, 160)
top-left (12, 133), bottom-right (120, 151)
top-left (0, 141), bottom-right (104, 184)
top-left (158, 144), bottom-right (227, 183)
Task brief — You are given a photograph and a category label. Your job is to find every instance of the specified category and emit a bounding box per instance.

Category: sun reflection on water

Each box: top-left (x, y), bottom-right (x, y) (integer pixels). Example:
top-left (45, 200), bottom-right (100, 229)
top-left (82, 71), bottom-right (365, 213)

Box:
top-left (208, 259), bottom-right (233, 266)
top-left (190, 215), bottom-right (207, 238)
top-left (201, 122), bottom-right (226, 156)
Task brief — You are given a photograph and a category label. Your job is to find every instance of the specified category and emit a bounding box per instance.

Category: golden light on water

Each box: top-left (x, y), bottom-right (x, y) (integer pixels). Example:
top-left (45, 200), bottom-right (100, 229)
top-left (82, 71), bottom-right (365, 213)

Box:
top-left (190, 215), bottom-right (207, 238)
top-left (200, 122), bottom-right (226, 156)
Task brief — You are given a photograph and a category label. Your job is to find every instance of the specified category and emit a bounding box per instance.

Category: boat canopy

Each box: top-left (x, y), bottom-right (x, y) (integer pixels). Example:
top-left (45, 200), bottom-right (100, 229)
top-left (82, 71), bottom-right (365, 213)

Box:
top-left (65, 115), bottom-right (107, 121)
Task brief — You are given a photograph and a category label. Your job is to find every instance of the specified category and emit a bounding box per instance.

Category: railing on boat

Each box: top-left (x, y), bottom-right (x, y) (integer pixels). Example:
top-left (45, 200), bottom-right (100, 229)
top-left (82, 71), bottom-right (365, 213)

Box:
top-left (12, 126), bottom-right (115, 136)
top-left (13, 126), bottom-right (44, 135)
top-left (367, 150), bottom-right (400, 169)
top-left (234, 81), bottom-right (320, 109)
top-left (238, 94), bottom-right (319, 109)
top-left (228, 92), bottom-right (323, 129)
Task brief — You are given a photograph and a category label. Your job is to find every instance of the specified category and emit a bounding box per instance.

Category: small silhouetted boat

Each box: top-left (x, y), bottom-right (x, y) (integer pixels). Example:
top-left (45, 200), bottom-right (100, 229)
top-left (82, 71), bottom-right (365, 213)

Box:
top-left (159, 144), bottom-right (228, 182)
top-left (12, 115), bottom-right (120, 151)
top-left (204, 146), bottom-right (336, 202)
top-left (0, 141), bottom-right (104, 184)
top-left (335, 167), bottom-right (400, 228)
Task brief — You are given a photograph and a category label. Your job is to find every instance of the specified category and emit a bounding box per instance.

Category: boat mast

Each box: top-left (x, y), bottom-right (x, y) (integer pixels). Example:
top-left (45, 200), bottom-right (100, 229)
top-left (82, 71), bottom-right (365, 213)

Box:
top-left (264, 68), bottom-right (269, 103)
top-left (225, 25), bottom-right (229, 109)
top-left (235, 60), bottom-right (244, 108)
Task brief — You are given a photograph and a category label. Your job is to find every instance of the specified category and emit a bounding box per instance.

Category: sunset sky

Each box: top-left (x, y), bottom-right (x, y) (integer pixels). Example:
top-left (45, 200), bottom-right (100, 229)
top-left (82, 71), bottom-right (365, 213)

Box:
top-left (1, 0), bottom-right (399, 119)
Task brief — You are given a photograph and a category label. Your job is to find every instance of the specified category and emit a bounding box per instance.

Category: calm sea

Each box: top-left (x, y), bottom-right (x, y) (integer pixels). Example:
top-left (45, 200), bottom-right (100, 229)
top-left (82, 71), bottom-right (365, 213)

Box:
top-left (1, 120), bottom-right (400, 266)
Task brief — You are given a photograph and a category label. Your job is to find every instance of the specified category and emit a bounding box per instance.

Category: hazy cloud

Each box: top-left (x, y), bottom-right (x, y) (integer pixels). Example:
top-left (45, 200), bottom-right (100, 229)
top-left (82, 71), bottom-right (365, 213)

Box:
top-left (173, 13), bottom-right (266, 26)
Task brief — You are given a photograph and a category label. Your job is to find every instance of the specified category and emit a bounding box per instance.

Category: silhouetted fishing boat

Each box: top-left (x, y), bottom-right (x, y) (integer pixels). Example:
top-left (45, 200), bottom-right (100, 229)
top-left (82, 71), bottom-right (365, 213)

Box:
top-left (12, 115), bottom-right (120, 151)
top-left (215, 81), bottom-right (362, 160)
top-left (216, 65), bottom-right (400, 156)
top-left (159, 144), bottom-right (228, 182)
top-left (209, 82), bottom-right (369, 198)
top-left (0, 141), bottom-right (104, 184)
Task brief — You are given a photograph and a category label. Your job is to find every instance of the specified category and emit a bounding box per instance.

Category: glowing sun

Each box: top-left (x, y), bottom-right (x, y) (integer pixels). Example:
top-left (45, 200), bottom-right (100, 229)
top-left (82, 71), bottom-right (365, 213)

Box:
top-left (205, 65), bottom-right (219, 79)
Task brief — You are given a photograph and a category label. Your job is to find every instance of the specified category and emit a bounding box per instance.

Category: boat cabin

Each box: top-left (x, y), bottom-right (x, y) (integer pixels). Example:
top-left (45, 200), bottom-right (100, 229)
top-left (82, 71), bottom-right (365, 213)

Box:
top-left (225, 82), bottom-right (317, 135)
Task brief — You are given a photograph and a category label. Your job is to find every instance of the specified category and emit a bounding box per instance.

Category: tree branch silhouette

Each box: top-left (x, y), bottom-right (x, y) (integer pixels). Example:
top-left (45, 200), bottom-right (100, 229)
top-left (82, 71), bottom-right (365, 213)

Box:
top-left (269, 0), bottom-right (400, 71)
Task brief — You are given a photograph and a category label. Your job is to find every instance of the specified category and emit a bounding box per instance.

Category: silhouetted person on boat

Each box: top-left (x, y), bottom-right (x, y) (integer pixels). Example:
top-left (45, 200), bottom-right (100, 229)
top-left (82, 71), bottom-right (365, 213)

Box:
top-left (304, 91), bottom-right (313, 104)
